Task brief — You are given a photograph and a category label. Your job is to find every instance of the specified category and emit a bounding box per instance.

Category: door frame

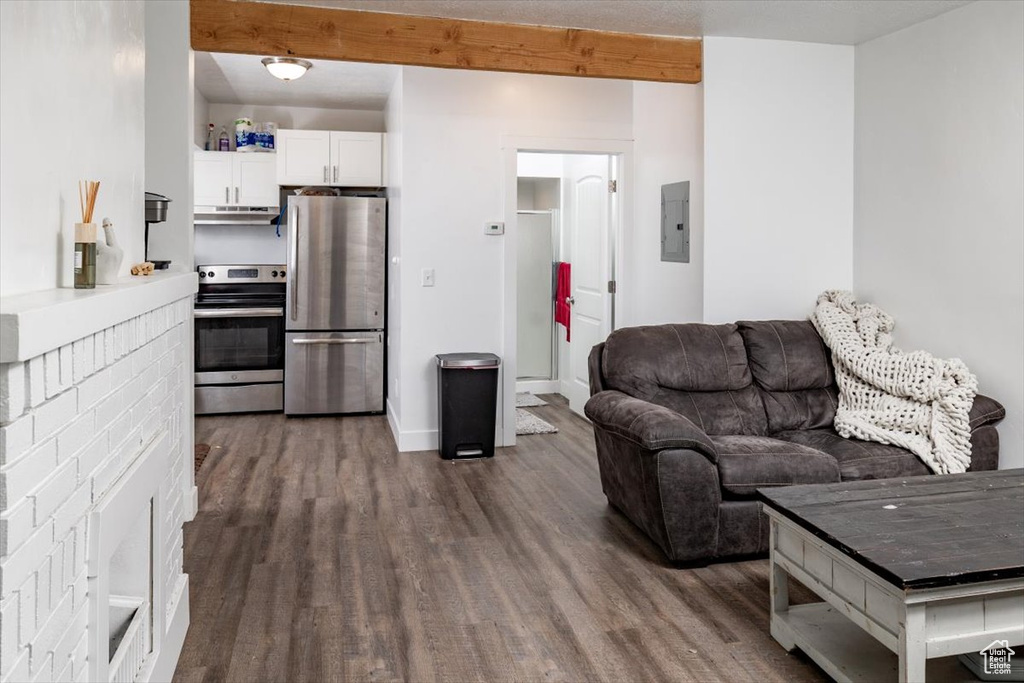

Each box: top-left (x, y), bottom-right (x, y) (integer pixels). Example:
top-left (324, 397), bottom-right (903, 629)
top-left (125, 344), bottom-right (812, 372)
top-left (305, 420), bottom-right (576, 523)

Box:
top-left (500, 136), bottom-right (632, 447)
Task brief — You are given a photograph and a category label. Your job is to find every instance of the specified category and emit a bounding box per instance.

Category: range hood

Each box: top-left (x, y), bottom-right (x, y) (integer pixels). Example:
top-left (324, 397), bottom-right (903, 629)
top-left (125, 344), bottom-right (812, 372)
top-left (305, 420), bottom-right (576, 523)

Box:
top-left (194, 205), bottom-right (280, 226)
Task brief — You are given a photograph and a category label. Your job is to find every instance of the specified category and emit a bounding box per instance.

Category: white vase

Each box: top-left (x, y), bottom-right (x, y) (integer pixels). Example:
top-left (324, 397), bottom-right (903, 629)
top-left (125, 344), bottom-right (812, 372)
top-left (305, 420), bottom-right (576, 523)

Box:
top-left (96, 218), bottom-right (124, 285)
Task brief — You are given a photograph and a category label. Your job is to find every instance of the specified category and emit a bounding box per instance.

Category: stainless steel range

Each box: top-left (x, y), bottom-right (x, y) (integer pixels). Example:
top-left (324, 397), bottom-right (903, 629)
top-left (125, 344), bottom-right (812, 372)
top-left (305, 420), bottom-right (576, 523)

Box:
top-left (194, 264), bottom-right (286, 414)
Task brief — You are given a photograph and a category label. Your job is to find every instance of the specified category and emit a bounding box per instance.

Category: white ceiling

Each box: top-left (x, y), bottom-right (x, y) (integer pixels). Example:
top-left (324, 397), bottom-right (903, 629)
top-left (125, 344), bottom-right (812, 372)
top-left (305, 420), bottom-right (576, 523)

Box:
top-left (260, 0), bottom-right (972, 46)
top-left (195, 52), bottom-right (399, 109)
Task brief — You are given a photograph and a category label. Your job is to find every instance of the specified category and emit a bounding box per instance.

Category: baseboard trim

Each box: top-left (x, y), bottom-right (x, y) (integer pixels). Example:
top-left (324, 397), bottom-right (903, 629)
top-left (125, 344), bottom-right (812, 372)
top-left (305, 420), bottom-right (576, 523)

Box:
top-left (386, 398), bottom-right (401, 449)
top-left (516, 379), bottom-right (560, 394)
top-left (186, 485), bottom-right (198, 521)
top-left (398, 428), bottom-right (438, 453)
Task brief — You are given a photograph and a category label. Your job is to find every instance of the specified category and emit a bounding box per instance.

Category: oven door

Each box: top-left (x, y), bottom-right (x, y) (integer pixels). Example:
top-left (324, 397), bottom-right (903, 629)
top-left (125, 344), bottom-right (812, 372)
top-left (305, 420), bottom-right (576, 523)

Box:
top-left (194, 307), bottom-right (285, 384)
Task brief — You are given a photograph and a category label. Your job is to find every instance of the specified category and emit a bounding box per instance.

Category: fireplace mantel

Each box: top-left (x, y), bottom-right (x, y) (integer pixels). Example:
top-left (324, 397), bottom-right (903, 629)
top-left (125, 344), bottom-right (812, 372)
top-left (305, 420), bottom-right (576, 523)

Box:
top-left (0, 270), bottom-right (197, 363)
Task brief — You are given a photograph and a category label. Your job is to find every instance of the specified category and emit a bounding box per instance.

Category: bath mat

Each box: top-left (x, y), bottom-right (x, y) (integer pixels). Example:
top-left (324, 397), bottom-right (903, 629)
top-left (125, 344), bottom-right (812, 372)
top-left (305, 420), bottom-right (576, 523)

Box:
top-left (516, 408), bottom-right (558, 435)
top-left (516, 392), bottom-right (549, 407)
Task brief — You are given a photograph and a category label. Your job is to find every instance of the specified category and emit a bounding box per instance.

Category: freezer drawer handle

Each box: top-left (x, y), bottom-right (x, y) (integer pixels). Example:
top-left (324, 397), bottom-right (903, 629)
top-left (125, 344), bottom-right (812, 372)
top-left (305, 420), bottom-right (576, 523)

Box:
top-left (291, 337), bottom-right (378, 345)
top-left (195, 307), bottom-right (283, 318)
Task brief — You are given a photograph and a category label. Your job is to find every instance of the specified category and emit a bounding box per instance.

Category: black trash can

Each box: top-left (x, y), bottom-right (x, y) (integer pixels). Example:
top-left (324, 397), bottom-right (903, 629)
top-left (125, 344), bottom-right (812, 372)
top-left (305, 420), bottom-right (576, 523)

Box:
top-left (436, 353), bottom-right (501, 460)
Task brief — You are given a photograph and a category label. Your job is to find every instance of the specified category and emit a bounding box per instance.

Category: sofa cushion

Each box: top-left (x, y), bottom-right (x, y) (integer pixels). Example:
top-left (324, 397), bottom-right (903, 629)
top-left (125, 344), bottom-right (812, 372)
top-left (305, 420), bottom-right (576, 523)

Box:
top-left (710, 435), bottom-right (841, 498)
top-left (602, 323), bottom-right (768, 436)
top-left (774, 429), bottom-right (930, 481)
top-left (737, 320), bottom-right (834, 391)
top-left (737, 320), bottom-right (838, 433)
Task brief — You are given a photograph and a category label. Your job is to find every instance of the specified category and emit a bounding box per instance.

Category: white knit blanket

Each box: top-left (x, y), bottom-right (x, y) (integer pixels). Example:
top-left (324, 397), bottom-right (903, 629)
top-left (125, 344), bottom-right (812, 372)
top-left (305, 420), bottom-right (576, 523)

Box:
top-left (810, 291), bottom-right (977, 474)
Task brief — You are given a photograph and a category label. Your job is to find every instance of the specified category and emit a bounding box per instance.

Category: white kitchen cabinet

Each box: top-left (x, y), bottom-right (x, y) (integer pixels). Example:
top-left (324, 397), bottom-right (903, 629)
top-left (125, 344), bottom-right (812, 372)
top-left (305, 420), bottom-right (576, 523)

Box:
top-left (276, 130), bottom-right (331, 186)
top-left (330, 132), bottom-right (383, 187)
top-left (193, 152), bottom-right (234, 206)
top-left (276, 129), bottom-right (383, 187)
top-left (193, 151), bottom-right (278, 207)
top-left (235, 154), bottom-right (278, 206)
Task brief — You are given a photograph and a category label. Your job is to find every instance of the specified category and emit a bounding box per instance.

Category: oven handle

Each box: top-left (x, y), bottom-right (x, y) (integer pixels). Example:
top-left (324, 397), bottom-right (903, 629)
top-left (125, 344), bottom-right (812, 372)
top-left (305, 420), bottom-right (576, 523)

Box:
top-left (291, 337), bottom-right (378, 345)
top-left (194, 307), bottom-right (284, 318)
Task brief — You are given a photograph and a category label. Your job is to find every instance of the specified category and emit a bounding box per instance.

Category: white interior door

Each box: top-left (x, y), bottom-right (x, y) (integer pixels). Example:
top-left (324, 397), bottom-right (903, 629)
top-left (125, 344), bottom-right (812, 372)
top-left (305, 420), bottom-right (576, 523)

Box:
top-left (564, 155), bottom-right (612, 415)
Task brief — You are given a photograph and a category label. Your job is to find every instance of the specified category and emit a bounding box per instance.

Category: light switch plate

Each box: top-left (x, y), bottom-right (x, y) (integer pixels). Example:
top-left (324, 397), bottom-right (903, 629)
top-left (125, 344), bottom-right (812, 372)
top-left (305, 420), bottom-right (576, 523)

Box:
top-left (485, 221), bottom-right (504, 236)
top-left (421, 268), bottom-right (435, 287)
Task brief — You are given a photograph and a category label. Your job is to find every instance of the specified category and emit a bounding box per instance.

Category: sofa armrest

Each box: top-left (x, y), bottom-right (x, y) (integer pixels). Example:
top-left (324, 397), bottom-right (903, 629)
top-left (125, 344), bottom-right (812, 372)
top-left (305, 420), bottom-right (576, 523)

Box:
top-left (584, 390), bottom-right (718, 463)
top-left (969, 394), bottom-right (1005, 430)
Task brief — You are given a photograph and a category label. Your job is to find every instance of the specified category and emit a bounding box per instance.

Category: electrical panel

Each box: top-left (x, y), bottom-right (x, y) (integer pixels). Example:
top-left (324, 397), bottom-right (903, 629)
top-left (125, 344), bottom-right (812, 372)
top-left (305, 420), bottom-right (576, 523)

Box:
top-left (661, 181), bottom-right (690, 263)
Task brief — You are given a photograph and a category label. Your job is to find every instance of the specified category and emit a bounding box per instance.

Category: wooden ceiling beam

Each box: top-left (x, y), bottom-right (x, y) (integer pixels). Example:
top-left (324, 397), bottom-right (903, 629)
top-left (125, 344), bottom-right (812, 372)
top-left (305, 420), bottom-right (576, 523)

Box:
top-left (190, 0), bottom-right (702, 84)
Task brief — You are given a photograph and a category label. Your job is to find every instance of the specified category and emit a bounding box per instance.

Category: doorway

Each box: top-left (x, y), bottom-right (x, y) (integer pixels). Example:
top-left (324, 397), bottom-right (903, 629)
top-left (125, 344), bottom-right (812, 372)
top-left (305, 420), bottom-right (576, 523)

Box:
top-left (505, 142), bottom-right (627, 444)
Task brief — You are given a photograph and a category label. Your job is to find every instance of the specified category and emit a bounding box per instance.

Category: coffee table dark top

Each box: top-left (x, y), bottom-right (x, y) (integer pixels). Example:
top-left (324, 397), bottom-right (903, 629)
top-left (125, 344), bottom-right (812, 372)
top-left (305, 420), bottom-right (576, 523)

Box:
top-left (759, 469), bottom-right (1024, 590)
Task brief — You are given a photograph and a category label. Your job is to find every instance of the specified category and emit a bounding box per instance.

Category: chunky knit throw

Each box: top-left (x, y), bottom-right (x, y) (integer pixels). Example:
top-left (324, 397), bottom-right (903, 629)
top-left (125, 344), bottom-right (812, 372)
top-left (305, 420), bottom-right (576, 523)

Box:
top-left (810, 291), bottom-right (977, 474)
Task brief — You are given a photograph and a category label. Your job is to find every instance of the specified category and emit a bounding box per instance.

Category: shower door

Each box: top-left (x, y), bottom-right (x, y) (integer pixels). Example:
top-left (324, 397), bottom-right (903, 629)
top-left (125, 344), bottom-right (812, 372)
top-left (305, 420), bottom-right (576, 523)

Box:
top-left (516, 211), bottom-right (558, 380)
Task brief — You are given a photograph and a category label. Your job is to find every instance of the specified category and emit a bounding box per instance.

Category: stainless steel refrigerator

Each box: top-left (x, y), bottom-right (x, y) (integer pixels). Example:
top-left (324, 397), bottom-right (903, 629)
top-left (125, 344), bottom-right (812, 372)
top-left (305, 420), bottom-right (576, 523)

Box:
top-left (285, 196), bottom-right (385, 414)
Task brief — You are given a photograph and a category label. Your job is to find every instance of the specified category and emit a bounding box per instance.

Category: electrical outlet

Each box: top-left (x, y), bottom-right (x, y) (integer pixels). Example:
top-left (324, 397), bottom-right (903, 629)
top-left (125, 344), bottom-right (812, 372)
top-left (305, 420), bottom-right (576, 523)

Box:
top-left (485, 221), bottom-right (505, 236)
top-left (421, 268), bottom-right (435, 287)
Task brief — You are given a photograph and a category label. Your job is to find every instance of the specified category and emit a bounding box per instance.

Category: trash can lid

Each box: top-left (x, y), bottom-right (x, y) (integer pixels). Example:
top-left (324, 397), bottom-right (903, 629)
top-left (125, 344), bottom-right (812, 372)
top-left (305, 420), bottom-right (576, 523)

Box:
top-left (436, 353), bottom-right (501, 369)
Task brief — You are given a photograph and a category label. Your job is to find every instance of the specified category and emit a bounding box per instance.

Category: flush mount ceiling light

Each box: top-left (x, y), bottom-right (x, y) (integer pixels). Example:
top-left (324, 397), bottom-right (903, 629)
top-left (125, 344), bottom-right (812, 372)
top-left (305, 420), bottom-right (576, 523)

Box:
top-left (261, 57), bottom-right (313, 81)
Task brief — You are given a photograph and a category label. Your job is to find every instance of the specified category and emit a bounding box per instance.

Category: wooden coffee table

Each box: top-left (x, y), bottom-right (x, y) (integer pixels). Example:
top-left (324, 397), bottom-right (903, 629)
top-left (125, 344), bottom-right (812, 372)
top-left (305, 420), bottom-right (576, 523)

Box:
top-left (759, 469), bottom-right (1024, 683)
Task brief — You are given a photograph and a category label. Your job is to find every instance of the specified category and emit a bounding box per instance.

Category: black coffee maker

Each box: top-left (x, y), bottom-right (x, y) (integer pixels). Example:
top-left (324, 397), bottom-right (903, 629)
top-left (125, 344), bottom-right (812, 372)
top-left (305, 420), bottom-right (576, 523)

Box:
top-left (144, 192), bottom-right (172, 269)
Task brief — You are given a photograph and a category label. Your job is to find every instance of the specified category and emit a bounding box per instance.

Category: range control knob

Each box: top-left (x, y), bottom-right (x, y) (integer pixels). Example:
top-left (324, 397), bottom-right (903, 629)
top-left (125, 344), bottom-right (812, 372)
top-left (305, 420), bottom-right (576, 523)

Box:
top-left (279, 269), bottom-right (286, 278)
top-left (271, 270), bottom-right (278, 277)
top-left (199, 271), bottom-right (206, 278)
top-left (207, 272), bottom-right (215, 279)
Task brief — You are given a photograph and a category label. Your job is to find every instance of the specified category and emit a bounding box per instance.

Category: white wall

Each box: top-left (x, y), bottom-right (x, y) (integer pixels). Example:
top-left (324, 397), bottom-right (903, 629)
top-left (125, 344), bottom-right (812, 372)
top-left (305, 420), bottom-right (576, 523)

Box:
top-left (193, 224), bottom-right (286, 265)
top-left (384, 73), bottom-right (404, 432)
top-left (391, 67), bottom-right (633, 450)
top-left (628, 81), bottom-right (704, 326)
top-left (204, 103), bottom-right (384, 150)
top-left (854, 0), bottom-right (1024, 469)
top-left (145, 0), bottom-right (193, 270)
top-left (0, 0), bottom-right (146, 297)
top-left (194, 89), bottom-right (210, 149)
top-left (703, 37), bottom-right (854, 323)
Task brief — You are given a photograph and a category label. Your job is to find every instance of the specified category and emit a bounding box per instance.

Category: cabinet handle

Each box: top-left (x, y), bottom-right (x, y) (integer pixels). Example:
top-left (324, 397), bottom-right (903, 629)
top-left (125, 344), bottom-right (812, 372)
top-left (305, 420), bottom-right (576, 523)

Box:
top-left (291, 337), bottom-right (378, 345)
top-left (323, 165), bottom-right (327, 183)
top-left (235, 186), bottom-right (239, 203)
top-left (333, 165), bottom-right (338, 183)
top-left (225, 186), bottom-right (229, 204)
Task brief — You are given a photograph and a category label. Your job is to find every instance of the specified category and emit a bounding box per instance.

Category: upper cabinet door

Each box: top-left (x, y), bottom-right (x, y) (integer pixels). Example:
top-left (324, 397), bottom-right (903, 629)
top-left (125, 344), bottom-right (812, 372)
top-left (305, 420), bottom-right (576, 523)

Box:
top-left (330, 132), bottom-right (383, 187)
top-left (194, 152), bottom-right (234, 206)
top-left (276, 130), bottom-right (331, 186)
top-left (234, 154), bottom-right (278, 206)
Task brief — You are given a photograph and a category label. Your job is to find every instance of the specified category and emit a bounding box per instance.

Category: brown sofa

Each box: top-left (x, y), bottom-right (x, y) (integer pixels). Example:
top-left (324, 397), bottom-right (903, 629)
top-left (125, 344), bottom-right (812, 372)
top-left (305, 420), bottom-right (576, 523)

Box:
top-left (584, 320), bottom-right (1005, 564)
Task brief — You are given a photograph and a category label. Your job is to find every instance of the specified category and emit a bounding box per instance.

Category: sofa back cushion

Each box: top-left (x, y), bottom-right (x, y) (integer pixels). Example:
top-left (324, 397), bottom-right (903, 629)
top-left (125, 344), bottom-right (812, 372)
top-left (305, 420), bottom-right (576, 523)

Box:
top-left (736, 320), bottom-right (838, 432)
top-left (602, 323), bottom-right (768, 435)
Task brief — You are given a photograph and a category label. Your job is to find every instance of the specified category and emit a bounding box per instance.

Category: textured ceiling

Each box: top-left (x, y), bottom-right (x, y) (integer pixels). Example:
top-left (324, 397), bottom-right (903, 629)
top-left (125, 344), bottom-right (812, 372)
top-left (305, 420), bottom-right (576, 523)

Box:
top-left (257, 0), bottom-right (972, 45)
top-left (195, 51), bottom-right (399, 109)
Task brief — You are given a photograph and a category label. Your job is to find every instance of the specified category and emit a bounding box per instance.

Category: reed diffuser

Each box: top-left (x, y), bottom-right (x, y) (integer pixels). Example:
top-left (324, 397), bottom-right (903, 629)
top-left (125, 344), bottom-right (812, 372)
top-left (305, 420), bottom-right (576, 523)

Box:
top-left (75, 180), bottom-right (100, 289)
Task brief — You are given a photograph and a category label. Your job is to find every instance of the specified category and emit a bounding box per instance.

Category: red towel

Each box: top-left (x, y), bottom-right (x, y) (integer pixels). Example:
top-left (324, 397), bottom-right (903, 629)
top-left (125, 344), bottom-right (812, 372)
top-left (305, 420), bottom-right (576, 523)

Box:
top-left (554, 261), bottom-right (571, 342)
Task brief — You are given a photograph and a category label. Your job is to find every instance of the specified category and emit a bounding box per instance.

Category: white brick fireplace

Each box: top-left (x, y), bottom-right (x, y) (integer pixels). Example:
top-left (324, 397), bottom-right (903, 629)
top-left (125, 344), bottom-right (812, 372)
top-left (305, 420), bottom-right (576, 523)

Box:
top-left (0, 272), bottom-right (197, 682)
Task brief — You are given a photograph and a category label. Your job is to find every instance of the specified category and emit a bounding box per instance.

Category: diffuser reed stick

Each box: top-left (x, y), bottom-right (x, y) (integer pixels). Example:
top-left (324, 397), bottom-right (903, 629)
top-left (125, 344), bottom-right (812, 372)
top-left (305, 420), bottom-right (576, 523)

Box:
top-left (75, 180), bottom-right (100, 288)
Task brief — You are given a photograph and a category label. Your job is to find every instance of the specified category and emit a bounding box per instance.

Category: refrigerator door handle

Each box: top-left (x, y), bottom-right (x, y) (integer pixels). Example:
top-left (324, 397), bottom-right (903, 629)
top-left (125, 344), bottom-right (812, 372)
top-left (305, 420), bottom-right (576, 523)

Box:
top-left (291, 337), bottom-right (379, 345)
top-left (289, 203), bottom-right (299, 321)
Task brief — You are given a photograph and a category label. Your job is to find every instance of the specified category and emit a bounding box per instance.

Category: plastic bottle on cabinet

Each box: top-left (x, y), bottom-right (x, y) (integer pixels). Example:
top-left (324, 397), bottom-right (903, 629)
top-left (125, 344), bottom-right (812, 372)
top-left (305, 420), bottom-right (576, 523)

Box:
top-left (218, 127), bottom-right (230, 151)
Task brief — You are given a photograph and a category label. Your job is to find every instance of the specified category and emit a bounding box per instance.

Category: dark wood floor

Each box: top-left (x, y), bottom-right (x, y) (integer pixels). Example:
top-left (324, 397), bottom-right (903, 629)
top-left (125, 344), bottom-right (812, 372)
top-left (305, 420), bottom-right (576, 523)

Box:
top-left (173, 396), bottom-right (826, 683)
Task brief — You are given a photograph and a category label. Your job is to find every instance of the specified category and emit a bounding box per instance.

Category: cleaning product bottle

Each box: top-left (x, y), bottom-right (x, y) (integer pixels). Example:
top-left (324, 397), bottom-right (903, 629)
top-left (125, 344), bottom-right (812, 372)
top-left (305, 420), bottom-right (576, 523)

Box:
top-left (205, 123), bottom-right (215, 151)
top-left (218, 126), bottom-right (230, 151)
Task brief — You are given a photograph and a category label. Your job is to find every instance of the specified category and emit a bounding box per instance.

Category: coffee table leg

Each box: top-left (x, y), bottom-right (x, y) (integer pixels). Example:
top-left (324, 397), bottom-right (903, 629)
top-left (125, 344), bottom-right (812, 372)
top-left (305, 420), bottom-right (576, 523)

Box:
top-left (898, 603), bottom-right (926, 683)
top-left (769, 543), bottom-right (796, 651)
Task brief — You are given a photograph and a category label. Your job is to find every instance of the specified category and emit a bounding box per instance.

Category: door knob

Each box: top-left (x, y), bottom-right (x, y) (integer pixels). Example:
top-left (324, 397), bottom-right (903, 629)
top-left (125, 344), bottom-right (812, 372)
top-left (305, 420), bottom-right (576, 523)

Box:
top-left (566, 296), bottom-right (575, 306)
